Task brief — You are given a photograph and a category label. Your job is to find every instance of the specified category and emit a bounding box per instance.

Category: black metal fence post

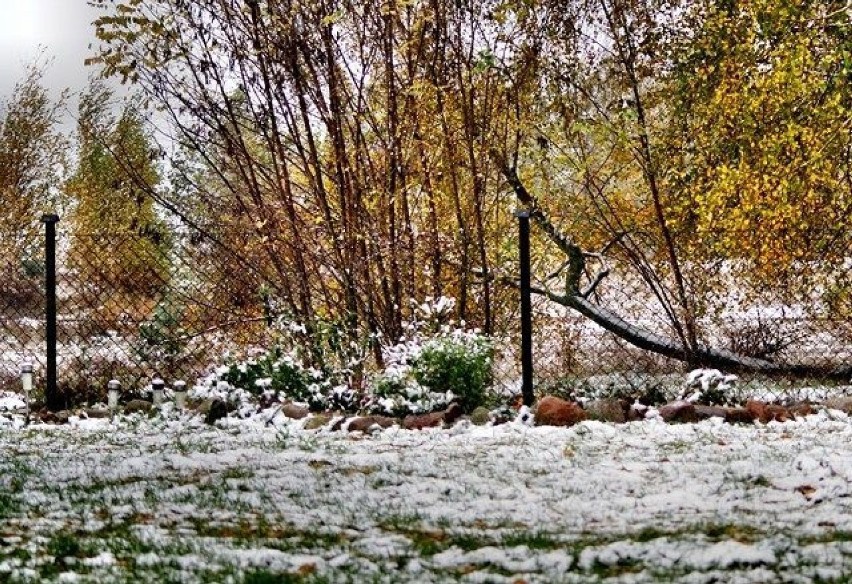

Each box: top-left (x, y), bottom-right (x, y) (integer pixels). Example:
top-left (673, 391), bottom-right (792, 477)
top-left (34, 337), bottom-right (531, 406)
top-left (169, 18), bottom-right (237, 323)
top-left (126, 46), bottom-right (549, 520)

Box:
top-left (515, 210), bottom-right (534, 407)
top-left (41, 214), bottom-right (61, 411)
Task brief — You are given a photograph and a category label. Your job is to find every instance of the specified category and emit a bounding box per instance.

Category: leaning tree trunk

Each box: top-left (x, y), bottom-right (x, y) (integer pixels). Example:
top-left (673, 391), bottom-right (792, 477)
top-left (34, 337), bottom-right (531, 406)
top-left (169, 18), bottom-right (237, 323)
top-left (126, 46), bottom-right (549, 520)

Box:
top-left (496, 160), bottom-right (852, 382)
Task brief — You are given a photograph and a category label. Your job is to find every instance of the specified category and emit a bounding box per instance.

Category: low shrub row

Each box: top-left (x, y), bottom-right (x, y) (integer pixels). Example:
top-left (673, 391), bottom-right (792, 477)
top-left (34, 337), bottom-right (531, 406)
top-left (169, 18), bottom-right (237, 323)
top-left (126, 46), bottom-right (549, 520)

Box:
top-left (213, 302), bottom-right (495, 416)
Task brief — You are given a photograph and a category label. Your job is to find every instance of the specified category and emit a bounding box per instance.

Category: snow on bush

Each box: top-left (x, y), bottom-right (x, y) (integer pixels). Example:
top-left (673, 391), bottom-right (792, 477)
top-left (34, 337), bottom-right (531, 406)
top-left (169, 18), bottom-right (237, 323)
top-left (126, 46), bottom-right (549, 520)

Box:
top-left (363, 298), bottom-right (494, 415)
top-left (680, 368), bottom-right (740, 405)
top-left (196, 297), bottom-right (495, 416)
top-left (198, 347), bottom-right (343, 412)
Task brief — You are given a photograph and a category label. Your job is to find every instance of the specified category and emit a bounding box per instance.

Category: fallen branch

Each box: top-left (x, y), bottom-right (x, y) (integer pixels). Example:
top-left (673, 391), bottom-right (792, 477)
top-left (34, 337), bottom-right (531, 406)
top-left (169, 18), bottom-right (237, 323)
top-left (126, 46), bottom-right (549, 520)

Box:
top-left (492, 156), bottom-right (852, 381)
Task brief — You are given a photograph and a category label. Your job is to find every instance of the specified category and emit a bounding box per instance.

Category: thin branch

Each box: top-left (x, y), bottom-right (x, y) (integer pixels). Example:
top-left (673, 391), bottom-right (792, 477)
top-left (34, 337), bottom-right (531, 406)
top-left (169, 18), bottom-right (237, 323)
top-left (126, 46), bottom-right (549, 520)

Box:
top-left (581, 268), bottom-right (610, 298)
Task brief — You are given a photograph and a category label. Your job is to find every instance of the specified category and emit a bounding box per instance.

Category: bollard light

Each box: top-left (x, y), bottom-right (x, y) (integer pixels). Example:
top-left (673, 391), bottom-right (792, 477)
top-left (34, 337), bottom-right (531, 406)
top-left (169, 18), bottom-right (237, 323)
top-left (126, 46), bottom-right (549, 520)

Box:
top-left (108, 379), bottom-right (120, 415)
top-left (152, 378), bottom-right (165, 406)
top-left (21, 362), bottom-right (33, 421)
top-left (20, 362), bottom-right (33, 394)
top-left (173, 380), bottom-right (187, 410)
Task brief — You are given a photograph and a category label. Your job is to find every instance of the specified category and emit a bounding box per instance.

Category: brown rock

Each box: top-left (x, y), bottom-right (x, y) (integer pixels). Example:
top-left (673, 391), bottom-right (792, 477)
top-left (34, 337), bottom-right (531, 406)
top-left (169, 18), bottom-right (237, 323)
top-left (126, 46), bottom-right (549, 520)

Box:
top-left (205, 398), bottom-right (229, 425)
top-left (443, 403), bottom-right (463, 425)
top-left (586, 399), bottom-right (629, 423)
top-left (658, 401), bottom-right (699, 423)
top-left (124, 399), bottom-right (153, 414)
top-left (347, 416), bottom-right (396, 433)
top-left (83, 408), bottom-right (111, 419)
top-left (627, 402), bottom-right (648, 422)
top-left (280, 403), bottom-right (310, 420)
top-left (824, 397), bottom-right (852, 414)
top-left (789, 402), bottom-right (815, 418)
top-left (469, 407), bottom-right (491, 426)
top-left (55, 410), bottom-right (70, 424)
top-left (36, 409), bottom-right (56, 424)
top-left (303, 414), bottom-right (333, 430)
top-left (746, 400), bottom-right (790, 423)
top-left (403, 403), bottom-right (463, 430)
top-left (534, 396), bottom-right (587, 427)
top-left (693, 405), bottom-right (729, 420)
top-left (189, 398), bottom-right (214, 414)
top-left (724, 407), bottom-right (757, 424)
top-left (403, 411), bottom-right (445, 430)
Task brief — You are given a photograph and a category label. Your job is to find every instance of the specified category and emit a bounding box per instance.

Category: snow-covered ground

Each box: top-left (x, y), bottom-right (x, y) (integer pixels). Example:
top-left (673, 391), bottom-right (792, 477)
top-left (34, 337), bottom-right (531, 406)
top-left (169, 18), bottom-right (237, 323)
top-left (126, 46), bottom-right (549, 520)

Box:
top-left (2, 408), bottom-right (852, 582)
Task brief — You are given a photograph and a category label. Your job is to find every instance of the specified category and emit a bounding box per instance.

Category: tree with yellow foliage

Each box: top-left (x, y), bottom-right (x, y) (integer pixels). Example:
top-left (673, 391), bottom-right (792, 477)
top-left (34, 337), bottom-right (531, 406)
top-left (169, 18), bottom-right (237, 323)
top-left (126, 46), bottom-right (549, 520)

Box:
top-left (66, 80), bottom-right (171, 298)
top-left (0, 61), bottom-right (67, 310)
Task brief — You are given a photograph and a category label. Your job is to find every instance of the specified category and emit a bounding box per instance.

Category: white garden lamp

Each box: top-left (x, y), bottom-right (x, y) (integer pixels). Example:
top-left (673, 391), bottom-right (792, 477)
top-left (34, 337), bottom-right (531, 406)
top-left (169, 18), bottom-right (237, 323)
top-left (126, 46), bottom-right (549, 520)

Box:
top-left (152, 378), bottom-right (165, 406)
top-left (20, 362), bottom-right (32, 421)
top-left (173, 380), bottom-right (187, 410)
top-left (108, 379), bottom-right (120, 416)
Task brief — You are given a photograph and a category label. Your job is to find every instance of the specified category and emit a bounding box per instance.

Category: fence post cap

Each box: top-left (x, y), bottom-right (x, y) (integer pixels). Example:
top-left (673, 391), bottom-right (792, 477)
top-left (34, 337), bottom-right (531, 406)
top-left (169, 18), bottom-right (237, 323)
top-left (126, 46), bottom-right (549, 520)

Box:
top-left (513, 209), bottom-right (531, 218)
top-left (20, 362), bottom-right (33, 374)
top-left (152, 378), bottom-right (165, 389)
top-left (108, 379), bottom-right (121, 390)
top-left (40, 214), bottom-right (60, 223)
top-left (173, 380), bottom-right (187, 390)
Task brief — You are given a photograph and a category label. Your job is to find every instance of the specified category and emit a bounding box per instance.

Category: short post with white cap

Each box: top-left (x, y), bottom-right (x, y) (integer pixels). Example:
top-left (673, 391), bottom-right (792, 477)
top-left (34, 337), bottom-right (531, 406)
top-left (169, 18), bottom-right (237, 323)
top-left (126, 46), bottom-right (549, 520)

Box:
top-left (173, 380), bottom-right (187, 410)
top-left (152, 378), bottom-right (165, 407)
top-left (20, 362), bottom-right (33, 423)
top-left (108, 380), bottom-right (120, 419)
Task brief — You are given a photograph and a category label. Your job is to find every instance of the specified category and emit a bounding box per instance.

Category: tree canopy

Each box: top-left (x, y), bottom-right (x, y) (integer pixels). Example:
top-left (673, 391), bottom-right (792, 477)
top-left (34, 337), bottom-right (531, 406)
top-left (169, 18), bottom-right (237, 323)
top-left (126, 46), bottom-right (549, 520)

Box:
top-left (2, 0), bottom-right (844, 374)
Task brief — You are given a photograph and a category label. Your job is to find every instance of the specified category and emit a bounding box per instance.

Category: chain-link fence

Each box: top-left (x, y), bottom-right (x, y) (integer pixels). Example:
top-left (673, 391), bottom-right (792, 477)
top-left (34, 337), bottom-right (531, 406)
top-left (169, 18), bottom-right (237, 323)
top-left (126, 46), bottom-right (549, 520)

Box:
top-left (1, 215), bottom-right (851, 408)
top-left (1, 218), bottom-right (273, 406)
top-left (0, 220), bottom-right (46, 397)
top-left (492, 217), bottom-right (852, 405)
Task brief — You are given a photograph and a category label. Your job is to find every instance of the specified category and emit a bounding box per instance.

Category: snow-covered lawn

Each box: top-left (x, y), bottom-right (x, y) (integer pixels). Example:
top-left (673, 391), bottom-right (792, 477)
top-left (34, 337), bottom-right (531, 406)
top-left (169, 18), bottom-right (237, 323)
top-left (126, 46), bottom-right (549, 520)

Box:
top-left (2, 409), bottom-right (852, 582)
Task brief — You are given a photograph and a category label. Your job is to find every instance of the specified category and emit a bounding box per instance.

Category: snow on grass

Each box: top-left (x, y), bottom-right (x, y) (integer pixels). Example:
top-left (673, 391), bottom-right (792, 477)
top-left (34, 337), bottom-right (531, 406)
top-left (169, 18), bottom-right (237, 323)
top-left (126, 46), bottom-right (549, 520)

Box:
top-left (2, 409), bottom-right (852, 582)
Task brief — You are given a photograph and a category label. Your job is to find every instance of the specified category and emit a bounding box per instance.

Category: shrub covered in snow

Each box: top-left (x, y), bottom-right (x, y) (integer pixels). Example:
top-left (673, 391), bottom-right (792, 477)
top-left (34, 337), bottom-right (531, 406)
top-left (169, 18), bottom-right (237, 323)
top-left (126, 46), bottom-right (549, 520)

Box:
top-left (215, 347), bottom-right (332, 411)
top-left (411, 334), bottom-right (493, 413)
top-left (679, 369), bottom-right (740, 406)
top-left (196, 298), bottom-right (495, 416)
top-left (364, 298), bottom-right (495, 415)
top-left (364, 369), bottom-right (454, 417)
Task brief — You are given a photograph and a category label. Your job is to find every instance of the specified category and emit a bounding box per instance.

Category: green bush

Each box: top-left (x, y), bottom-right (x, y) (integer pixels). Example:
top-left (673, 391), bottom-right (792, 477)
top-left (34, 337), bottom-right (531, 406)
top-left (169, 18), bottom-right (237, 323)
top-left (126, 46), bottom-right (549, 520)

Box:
top-left (366, 370), bottom-right (442, 416)
top-left (411, 335), bottom-right (493, 413)
top-left (221, 348), bottom-right (323, 407)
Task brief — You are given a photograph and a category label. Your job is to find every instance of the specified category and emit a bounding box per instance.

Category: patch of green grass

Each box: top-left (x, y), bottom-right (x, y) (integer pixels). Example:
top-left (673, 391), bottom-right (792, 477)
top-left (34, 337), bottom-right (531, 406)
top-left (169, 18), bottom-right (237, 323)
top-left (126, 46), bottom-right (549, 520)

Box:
top-left (41, 530), bottom-right (100, 579)
top-left (627, 522), bottom-right (762, 544)
top-left (0, 458), bottom-right (31, 519)
top-left (502, 530), bottom-right (564, 550)
top-left (409, 529), bottom-right (486, 556)
top-left (222, 467), bottom-right (256, 481)
top-left (801, 530), bottom-right (852, 545)
top-left (379, 512), bottom-right (424, 531)
top-left (380, 515), bottom-right (506, 558)
top-left (812, 572), bottom-right (852, 584)
top-left (0, 492), bottom-right (18, 520)
top-left (633, 526), bottom-right (669, 543)
top-left (703, 523), bottom-right (761, 543)
top-left (265, 530), bottom-right (346, 553)
top-left (588, 558), bottom-right (644, 579)
top-left (47, 531), bottom-right (82, 560)
top-left (242, 569), bottom-right (332, 584)
top-left (191, 516), bottom-right (347, 554)
top-left (749, 475), bottom-right (772, 487)
top-left (661, 439), bottom-right (693, 454)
